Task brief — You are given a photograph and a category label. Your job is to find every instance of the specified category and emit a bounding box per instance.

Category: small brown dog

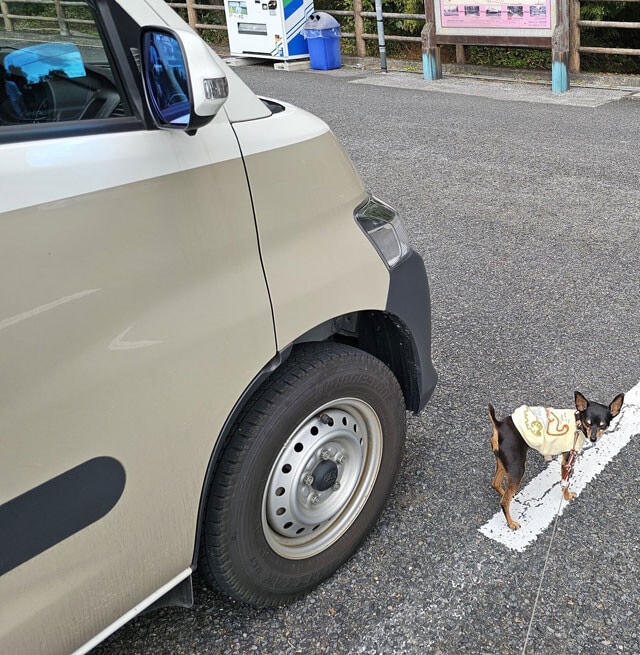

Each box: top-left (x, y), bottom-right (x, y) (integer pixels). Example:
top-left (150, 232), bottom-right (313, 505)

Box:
top-left (488, 391), bottom-right (624, 530)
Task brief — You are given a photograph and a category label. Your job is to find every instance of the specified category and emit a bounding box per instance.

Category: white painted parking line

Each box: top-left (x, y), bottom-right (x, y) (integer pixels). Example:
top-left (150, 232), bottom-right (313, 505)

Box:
top-left (479, 382), bottom-right (640, 552)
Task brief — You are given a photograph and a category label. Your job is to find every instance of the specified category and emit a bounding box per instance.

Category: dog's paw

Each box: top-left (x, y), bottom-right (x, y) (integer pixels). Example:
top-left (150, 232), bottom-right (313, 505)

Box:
top-left (507, 520), bottom-right (521, 531)
top-left (563, 488), bottom-right (576, 502)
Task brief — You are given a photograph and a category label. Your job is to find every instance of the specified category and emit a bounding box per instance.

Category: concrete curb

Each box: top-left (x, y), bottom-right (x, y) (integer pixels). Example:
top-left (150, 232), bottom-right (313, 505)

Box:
top-left (339, 55), bottom-right (640, 91)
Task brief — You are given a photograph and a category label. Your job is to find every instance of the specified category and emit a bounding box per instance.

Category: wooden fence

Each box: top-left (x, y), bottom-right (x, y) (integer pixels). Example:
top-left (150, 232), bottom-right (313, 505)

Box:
top-left (0, 0), bottom-right (92, 35)
top-left (1, 0), bottom-right (638, 73)
top-left (163, 0), bottom-right (640, 72)
top-left (164, 1), bottom-right (227, 36)
top-left (570, 0), bottom-right (640, 72)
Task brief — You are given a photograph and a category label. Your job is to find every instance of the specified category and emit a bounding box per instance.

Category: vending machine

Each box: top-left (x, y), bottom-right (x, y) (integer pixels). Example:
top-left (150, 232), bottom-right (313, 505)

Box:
top-left (224, 0), bottom-right (314, 60)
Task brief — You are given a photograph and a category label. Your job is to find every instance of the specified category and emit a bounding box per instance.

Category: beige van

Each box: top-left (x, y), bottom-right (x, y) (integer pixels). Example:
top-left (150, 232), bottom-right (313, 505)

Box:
top-left (0, 1), bottom-right (437, 653)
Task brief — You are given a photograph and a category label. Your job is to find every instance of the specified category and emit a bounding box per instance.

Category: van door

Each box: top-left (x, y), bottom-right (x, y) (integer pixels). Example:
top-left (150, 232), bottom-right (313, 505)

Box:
top-left (0, 4), bottom-right (275, 654)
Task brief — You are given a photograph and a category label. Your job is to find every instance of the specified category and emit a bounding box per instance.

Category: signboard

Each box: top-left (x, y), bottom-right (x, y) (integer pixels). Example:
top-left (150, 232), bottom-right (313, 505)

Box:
top-left (423, 0), bottom-right (567, 91)
top-left (435, 0), bottom-right (556, 37)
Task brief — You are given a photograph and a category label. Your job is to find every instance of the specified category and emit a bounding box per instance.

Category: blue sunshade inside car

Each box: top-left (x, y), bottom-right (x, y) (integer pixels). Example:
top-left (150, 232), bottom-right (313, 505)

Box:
top-left (3, 42), bottom-right (86, 83)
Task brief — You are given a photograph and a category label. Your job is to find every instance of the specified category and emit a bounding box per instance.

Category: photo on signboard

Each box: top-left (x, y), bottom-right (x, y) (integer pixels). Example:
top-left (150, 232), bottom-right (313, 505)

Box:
top-left (436, 0), bottom-right (553, 33)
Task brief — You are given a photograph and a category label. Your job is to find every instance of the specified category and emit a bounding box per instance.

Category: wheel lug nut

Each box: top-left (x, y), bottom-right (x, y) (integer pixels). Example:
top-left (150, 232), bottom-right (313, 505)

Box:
top-left (335, 453), bottom-right (346, 464)
top-left (332, 482), bottom-right (341, 491)
top-left (320, 449), bottom-right (331, 461)
top-left (303, 474), bottom-right (314, 486)
top-left (309, 493), bottom-right (320, 505)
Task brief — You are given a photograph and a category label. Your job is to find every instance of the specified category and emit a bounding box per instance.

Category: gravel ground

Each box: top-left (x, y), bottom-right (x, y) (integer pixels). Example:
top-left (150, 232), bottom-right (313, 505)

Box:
top-left (95, 64), bottom-right (640, 655)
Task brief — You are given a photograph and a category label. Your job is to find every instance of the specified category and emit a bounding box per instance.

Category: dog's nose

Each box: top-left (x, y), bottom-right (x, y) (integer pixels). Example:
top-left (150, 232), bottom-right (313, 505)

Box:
top-left (587, 424), bottom-right (600, 442)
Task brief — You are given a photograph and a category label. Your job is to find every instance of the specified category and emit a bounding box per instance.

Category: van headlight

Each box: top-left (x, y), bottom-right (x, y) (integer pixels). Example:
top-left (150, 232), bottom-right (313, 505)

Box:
top-left (355, 195), bottom-right (410, 268)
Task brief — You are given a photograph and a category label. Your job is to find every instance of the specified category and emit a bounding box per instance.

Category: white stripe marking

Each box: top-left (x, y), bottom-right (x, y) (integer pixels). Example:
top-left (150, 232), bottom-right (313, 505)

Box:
top-left (108, 324), bottom-right (163, 351)
top-left (479, 382), bottom-right (640, 552)
top-left (0, 289), bottom-right (101, 332)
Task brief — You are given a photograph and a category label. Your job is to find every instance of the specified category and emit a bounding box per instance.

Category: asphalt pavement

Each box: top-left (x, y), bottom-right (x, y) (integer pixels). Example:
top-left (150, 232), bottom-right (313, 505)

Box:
top-left (95, 63), bottom-right (640, 655)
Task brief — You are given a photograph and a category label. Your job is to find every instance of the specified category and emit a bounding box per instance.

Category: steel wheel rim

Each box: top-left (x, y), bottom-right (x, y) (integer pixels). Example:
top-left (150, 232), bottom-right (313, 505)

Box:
top-left (262, 397), bottom-right (383, 560)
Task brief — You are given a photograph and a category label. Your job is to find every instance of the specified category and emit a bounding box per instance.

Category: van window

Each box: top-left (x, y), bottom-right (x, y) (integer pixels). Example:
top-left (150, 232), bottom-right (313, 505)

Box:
top-left (0, 1), bottom-right (131, 125)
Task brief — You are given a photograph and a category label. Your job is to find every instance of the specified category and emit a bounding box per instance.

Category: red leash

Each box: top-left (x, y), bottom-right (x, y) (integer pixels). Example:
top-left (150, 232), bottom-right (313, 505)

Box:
top-left (561, 414), bottom-right (585, 486)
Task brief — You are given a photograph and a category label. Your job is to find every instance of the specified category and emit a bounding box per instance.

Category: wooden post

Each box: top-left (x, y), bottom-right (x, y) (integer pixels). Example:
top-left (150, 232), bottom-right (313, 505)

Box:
top-left (552, 0), bottom-right (570, 92)
top-left (186, 0), bottom-right (198, 30)
top-left (569, 0), bottom-right (580, 73)
top-left (353, 0), bottom-right (366, 58)
top-left (456, 44), bottom-right (465, 65)
top-left (422, 0), bottom-right (441, 80)
top-left (1, 1), bottom-right (14, 32)
top-left (54, 0), bottom-right (70, 37)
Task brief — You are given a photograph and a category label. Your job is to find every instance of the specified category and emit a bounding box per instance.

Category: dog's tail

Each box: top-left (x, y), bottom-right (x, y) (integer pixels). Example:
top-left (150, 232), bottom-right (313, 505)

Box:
top-left (488, 403), bottom-right (499, 427)
top-left (488, 404), bottom-right (500, 453)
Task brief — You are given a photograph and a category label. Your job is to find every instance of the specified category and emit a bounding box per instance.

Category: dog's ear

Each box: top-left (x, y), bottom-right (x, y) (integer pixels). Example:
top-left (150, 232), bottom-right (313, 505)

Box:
top-left (574, 391), bottom-right (589, 412)
top-left (609, 393), bottom-right (624, 417)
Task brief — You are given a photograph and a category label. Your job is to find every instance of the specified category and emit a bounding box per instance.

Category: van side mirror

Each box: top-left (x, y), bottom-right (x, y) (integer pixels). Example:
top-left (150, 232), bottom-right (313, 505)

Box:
top-left (141, 27), bottom-right (228, 134)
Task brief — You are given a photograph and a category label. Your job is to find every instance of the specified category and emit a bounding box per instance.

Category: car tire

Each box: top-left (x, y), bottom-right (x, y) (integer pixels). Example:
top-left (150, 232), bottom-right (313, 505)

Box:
top-left (199, 342), bottom-right (406, 607)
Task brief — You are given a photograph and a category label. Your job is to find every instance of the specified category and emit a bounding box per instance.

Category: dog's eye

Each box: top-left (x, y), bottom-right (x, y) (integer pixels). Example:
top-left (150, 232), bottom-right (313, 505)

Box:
top-left (599, 421), bottom-right (606, 428)
top-left (585, 419), bottom-right (592, 426)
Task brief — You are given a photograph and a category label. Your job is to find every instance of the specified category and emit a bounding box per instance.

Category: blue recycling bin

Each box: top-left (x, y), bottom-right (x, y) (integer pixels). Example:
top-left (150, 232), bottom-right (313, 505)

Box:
top-left (303, 13), bottom-right (341, 70)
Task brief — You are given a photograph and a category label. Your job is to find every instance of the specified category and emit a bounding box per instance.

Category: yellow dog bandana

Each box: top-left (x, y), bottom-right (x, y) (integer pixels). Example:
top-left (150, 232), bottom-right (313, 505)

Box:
top-left (511, 405), bottom-right (585, 456)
